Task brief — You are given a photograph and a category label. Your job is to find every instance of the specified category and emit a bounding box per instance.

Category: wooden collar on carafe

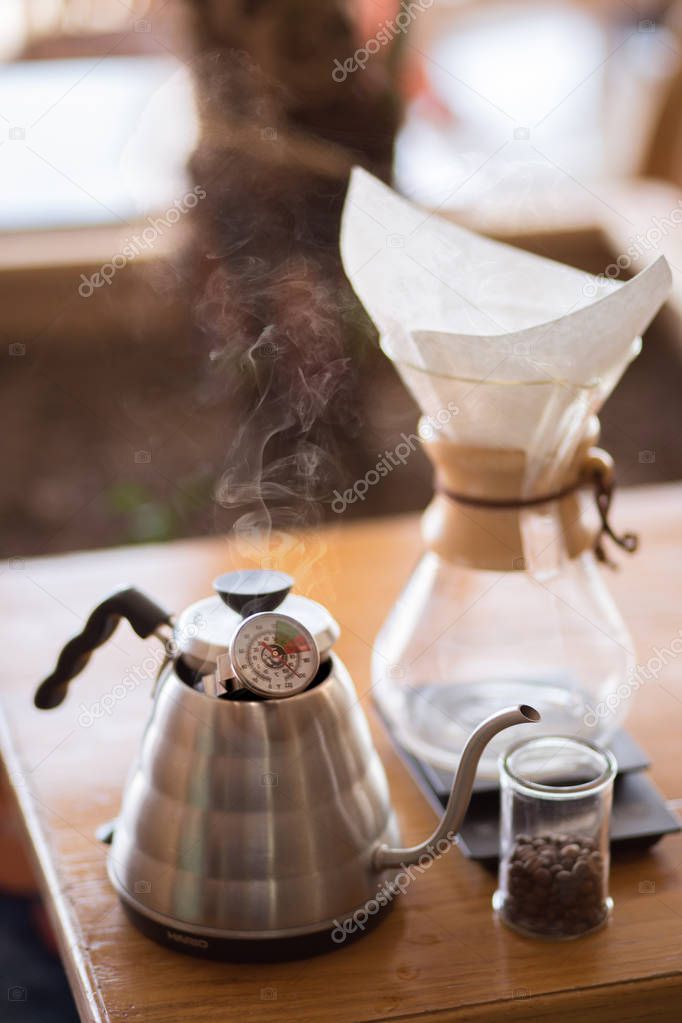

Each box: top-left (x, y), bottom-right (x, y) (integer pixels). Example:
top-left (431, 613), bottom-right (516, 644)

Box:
top-left (420, 417), bottom-right (637, 571)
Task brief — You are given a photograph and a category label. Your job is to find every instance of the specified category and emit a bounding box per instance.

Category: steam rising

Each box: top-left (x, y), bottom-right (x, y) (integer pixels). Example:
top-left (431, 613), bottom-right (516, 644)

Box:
top-left (192, 175), bottom-right (363, 565)
top-left (212, 257), bottom-right (358, 552)
top-left (183, 22), bottom-right (398, 569)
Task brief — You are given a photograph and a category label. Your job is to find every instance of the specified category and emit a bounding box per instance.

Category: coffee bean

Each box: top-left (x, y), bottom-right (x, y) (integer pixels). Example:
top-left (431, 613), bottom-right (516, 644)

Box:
top-left (573, 859), bottom-right (591, 880)
top-left (501, 831), bottom-right (608, 939)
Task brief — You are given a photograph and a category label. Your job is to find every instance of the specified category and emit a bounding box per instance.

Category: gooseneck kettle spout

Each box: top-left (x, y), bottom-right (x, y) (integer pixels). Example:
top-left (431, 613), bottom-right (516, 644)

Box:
top-left (373, 704), bottom-right (541, 870)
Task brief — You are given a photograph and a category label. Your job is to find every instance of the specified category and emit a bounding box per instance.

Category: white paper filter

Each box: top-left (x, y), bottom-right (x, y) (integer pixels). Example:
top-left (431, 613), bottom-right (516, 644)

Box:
top-left (340, 168), bottom-right (671, 491)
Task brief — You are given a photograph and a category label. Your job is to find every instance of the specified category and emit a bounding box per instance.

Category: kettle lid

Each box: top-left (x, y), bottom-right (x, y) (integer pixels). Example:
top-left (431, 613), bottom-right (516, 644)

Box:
top-left (174, 570), bottom-right (340, 673)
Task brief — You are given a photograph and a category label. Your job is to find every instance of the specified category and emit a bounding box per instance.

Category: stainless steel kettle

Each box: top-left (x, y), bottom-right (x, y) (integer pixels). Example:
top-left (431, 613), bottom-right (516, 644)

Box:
top-left (35, 570), bottom-right (539, 959)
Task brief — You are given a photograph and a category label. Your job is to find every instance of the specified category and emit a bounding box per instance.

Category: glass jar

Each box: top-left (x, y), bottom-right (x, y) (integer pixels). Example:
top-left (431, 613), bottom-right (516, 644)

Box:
top-left (493, 736), bottom-right (616, 940)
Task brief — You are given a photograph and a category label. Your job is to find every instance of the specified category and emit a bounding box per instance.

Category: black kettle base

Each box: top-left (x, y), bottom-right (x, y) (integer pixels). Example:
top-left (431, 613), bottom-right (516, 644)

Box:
top-left (121, 900), bottom-right (392, 962)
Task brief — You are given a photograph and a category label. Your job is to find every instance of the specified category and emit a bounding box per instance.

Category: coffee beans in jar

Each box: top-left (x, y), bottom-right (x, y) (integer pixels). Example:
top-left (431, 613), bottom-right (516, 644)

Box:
top-left (500, 832), bottom-right (608, 938)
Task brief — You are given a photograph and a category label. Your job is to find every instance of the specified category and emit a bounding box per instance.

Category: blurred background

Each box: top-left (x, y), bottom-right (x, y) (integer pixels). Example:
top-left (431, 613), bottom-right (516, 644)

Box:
top-left (0, 0), bottom-right (681, 561)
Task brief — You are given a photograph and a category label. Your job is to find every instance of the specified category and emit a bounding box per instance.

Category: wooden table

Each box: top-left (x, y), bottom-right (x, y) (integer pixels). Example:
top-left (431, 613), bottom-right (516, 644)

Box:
top-left (3, 485), bottom-right (682, 1022)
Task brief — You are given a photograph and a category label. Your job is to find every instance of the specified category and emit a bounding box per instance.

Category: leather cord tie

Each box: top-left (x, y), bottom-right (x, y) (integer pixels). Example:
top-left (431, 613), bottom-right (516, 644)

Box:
top-left (588, 465), bottom-right (638, 567)
top-left (438, 459), bottom-right (639, 569)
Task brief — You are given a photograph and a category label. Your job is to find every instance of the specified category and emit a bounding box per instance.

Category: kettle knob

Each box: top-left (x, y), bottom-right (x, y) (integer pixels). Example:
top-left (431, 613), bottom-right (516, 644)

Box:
top-left (213, 570), bottom-right (293, 617)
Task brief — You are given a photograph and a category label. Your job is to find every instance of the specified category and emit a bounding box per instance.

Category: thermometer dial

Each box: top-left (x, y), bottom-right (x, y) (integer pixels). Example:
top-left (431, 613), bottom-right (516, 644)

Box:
top-left (229, 612), bottom-right (320, 699)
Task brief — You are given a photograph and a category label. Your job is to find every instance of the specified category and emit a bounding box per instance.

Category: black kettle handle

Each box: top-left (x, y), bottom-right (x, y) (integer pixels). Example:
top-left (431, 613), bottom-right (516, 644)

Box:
top-left (34, 587), bottom-right (171, 710)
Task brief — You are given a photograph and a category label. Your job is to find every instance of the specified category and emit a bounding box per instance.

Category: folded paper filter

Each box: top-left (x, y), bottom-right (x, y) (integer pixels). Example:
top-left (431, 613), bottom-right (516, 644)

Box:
top-left (341, 168), bottom-right (672, 499)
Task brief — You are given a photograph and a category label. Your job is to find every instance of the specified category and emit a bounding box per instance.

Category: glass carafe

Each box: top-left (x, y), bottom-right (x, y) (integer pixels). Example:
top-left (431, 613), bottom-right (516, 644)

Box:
top-left (372, 415), bottom-right (636, 777)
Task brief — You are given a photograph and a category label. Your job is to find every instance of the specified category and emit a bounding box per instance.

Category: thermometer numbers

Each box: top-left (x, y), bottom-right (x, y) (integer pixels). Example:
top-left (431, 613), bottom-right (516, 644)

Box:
top-left (230, 613), bottom-right (319, 698)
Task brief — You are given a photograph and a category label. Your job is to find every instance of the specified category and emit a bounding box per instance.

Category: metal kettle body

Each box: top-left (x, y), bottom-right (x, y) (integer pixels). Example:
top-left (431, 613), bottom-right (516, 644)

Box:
top-left (109, 654), bottom-right (402, 948)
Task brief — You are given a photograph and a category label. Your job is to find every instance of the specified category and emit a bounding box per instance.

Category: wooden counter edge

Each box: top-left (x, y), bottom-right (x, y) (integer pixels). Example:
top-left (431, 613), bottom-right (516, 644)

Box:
top-left (0, 706), bottom-right (109, 1023)
top-left (406, 973), bottom-right (682, 1022)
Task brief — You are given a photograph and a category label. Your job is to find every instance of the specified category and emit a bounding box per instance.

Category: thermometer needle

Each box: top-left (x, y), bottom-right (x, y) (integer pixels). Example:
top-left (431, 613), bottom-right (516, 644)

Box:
top-left (260, 641), bottom-right (303, 678)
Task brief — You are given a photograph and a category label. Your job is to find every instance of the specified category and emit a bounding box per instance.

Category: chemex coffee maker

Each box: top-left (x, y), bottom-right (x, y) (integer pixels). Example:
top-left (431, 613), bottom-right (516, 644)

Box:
top-left (35, 570), bottom-right (538, 959)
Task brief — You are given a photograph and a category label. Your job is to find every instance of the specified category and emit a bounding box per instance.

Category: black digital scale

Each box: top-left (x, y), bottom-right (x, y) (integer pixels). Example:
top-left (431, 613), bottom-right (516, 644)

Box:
top-left (379, 719), bottom-right (680, 867)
